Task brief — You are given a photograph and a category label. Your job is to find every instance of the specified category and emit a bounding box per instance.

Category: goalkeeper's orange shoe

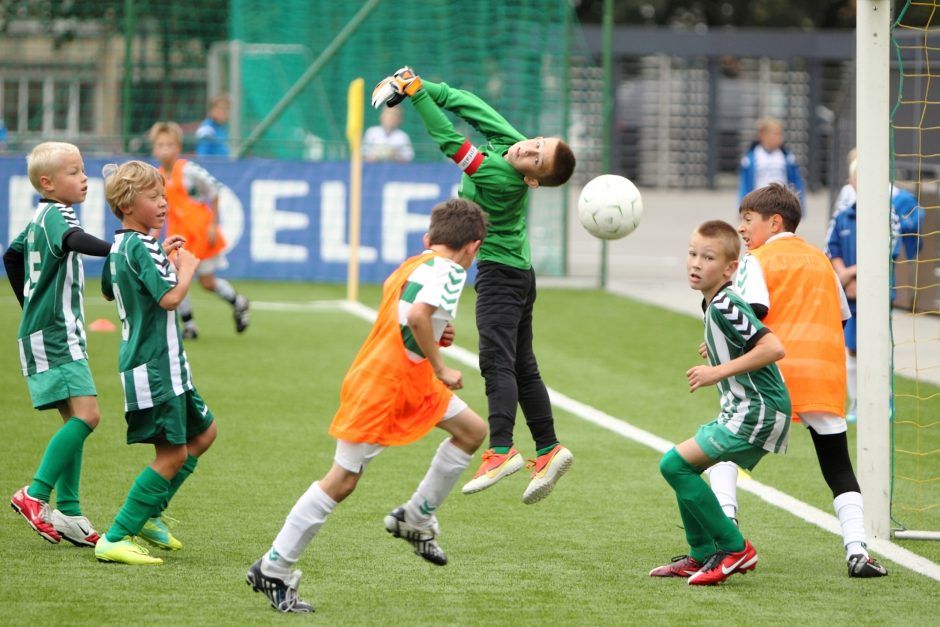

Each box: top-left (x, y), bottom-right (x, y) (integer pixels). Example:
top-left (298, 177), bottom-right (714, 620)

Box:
top-left (522, 444), bottom-right (574, 504)
top-left (461, 448), bottom-right (524, 494)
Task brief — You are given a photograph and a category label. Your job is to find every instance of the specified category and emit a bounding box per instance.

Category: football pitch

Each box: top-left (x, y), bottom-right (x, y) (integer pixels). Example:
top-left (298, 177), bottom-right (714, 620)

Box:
top-left (1, 281), bottom-right (938, 625)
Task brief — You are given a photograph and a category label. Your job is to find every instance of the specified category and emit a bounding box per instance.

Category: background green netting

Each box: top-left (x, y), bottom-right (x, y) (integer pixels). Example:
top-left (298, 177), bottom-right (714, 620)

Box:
top-left (230, 0), bottom-right (576, 275)
top-left (231, 0), bottom-right (569, 160)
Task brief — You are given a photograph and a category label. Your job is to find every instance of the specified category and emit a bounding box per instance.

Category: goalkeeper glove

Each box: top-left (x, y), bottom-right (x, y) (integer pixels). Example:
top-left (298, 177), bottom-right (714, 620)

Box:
top-left (370, 66), bottom-right (423, 109)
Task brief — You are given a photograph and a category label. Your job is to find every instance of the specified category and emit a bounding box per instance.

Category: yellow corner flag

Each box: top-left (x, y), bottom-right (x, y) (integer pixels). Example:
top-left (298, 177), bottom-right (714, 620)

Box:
top-left (346, 78), bottom-right (365, 303)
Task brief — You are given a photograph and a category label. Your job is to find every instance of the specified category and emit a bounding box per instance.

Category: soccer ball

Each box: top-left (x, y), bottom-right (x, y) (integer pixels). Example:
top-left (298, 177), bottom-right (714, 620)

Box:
top-left (577, 174), bottom-right (643, 240)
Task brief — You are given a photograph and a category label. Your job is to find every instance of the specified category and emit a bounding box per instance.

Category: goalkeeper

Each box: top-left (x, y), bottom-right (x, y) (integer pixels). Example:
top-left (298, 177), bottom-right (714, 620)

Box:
top-left (373, 68), bottom-right (576, 504)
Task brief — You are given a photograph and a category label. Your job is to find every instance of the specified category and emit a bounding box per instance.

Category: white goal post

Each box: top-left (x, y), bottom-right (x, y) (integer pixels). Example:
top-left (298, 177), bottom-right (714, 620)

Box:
top-left (856, 0), bottom-right (892, 540)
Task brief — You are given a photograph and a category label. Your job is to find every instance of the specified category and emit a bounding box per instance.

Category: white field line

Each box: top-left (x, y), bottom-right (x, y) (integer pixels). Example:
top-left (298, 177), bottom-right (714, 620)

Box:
top-left (269, 298), bottom-right (940, 583)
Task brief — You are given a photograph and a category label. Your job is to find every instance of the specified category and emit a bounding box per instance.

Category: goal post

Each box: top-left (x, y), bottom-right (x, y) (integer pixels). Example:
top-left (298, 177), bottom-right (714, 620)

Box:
top-left (856, 0), bottom-right (892, 540)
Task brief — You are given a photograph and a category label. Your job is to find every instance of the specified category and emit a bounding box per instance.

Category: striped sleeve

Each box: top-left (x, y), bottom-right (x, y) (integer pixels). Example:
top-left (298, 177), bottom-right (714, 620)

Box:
top-left (42, 204), bottom-right (81, 257)
top-left (183, 160), bottom-right (222, 200)
top-left (129, 234), bottom-right (178, 303)
top-left (711, 292), bottom-right (767, 350)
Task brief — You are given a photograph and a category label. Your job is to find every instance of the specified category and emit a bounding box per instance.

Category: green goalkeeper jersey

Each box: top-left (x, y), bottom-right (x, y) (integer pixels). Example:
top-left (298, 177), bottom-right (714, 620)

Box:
top-left (704, 285), bottom-right (791, 454)
top-left (12, 201), bottom-right (88, 375)
top-left (101, 230), bottom-right (193, 411)
top-left (412, 81), bottom-right (531, 270)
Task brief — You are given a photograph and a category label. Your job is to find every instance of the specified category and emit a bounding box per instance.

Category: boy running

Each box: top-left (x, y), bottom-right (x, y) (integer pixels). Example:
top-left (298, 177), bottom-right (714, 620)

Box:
top-left (372, 67), bottom-right (577, 504)
top-left (707, 182), bottom-right (888, 577)
top-left (95, 160), bottom-right (217, 565)
top-left (650, 220), bottom-right (790, 585)
top-left (246, 199), bottom-right (488, 613)
top-left (4, 142), bottom-right (112, 547)
top-left (149, 121), bottom-right (249, 339)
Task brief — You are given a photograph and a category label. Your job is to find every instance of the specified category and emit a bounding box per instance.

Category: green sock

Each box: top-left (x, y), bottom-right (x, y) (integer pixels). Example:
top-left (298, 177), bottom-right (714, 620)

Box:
top-left (159, 454), bottom-right (198, 514)
top-left (105, 466), bottom-right (170, 542)
top-left (54, 452), bottom-right (84, 517)
top-left (536, 443), bottom-right (559, 456)
top-left (491, 446), bottom-right (511, 454)
top-left (29, 417), bottom-right (93, 504)
top-left (659, 448), bottom-right (744, 559)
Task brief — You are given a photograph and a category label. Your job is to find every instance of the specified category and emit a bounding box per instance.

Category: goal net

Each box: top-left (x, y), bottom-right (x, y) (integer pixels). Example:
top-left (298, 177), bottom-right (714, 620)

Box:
top-left (889, 0), bottom-right (940, 540)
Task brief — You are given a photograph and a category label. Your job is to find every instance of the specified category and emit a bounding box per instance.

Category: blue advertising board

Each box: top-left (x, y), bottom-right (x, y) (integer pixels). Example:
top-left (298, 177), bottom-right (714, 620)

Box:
top-left (0, 156), bottom-right (462, 283)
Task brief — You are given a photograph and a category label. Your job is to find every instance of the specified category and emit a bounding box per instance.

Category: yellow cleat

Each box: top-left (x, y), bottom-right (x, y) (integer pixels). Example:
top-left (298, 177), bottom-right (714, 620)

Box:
top-left (95, 536), bottom-right (163, 565)
top-left (139, 516), bottom-right (183, 551)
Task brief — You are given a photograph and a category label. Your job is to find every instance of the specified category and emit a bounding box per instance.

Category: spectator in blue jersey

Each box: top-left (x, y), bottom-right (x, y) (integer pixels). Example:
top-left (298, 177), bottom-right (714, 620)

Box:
top-left (739, 117), bottom-right (805, 214)
top-left (826, 158), bottom-right (904, 422)
top-left (195, 95), bottom-right (230, 157)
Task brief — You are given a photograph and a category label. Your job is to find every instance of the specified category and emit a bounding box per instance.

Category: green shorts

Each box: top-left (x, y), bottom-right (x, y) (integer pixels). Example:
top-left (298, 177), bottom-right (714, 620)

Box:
top-left (26, 359), bottom-right (97, 410)
top-left (694, 419), bottom-right (767, 471)
top-left (126, 388), bottom-right (214, 445)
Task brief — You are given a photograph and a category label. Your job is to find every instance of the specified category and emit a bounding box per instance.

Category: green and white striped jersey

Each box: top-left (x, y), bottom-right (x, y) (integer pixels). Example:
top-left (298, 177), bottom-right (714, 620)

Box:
top-left (12, 201), bottom-right (88, 375)
top-left (398, 253), bottom-right (467, 362)
top-left (101, 230), bottom-right (192, 411)
top-left (704, 286), bottom-right (791, 454)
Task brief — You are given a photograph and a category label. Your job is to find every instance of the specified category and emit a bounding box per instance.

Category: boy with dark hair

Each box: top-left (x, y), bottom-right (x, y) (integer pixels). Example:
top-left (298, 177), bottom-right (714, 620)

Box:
top-left (246, 198), bottom-right (489, 613)
top-left (372, 67), bottom-right (576, 504)
top-left (651, 219), bottom-right (790, 585)
top-left (4, 141), bottom-right (112, 547)
top-left (707, 182), bottom-right (888, 578)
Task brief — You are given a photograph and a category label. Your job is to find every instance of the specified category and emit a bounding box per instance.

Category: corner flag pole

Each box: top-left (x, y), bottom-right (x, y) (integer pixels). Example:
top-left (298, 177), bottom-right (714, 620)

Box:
top-left (346, 78), bottom-right (365, 303)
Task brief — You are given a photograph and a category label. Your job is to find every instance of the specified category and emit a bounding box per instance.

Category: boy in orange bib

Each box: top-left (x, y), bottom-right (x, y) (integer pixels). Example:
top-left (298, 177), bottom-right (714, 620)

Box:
top-left (246, 199), bottom-right (489, 613)
top-left (707, 183), bottom-right (887, 578)
top-left (149, 121), bottom-right (249, 339)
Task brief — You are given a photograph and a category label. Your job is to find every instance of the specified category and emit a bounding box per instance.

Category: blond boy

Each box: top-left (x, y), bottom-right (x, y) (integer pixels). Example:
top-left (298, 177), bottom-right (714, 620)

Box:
top-left (4, 142), bottom-right (112, 547)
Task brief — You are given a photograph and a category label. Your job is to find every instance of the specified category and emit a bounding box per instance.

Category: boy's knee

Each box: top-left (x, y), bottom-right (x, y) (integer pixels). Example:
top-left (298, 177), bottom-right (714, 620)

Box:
top-left (78, 413), bottom-right (100, 430)
top-left (331, 474), bottom-right (359, 503)
top-left (659, 448), bottom-right (692, 485)
top-left (463, 416), bottom-right (487, 451)
top-left (68, 398), bottom-right (100, 429)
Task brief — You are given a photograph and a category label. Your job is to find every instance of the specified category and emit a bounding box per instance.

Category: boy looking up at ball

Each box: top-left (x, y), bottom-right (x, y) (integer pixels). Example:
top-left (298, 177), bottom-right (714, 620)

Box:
top-left (246, 199), bottom-right (488, 613)
top-left (650, 219), bottom-right (790, 585)
top-left (372, 67), bottom-right (576, 504)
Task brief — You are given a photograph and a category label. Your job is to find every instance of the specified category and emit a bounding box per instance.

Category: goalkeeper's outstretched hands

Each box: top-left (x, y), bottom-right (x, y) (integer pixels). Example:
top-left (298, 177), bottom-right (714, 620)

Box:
top-left (371, 66), bottom-right (423, 109)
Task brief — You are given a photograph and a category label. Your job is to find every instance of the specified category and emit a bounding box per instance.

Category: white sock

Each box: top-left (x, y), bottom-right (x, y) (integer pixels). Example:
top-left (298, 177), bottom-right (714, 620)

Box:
top-left (846, 352), bottom-right (858, 414)
top-left (706, 461), bottom-right (740, 519)
top-left (404, 439), bottom-right (472, 525)
top-left (267, 481), bottom-right (337, 570)
top-left (213, 278), bottom-right (237, 304)
top-left (179, 295), bottom-right (193, 320)
top-left (833, 491), bottom-right (868, 559)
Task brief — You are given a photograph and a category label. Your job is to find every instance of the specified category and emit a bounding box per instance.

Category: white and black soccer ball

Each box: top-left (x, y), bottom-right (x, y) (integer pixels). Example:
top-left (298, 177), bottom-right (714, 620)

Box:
top-left (577, 174), bottom-right (643, 240)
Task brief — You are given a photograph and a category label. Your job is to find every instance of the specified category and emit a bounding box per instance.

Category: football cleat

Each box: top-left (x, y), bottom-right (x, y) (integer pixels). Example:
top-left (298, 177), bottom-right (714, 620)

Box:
top-left (383, 507), bottom-right (447, 566)
top-left (95, 536), bottom-right (163, 565)
top-left (10, 486), bottom-right (60, 544)
top-left (848, 554), bottom-right (888, 578)
top-left (51, 510), bottom-right (100, 547)
top-left (522, 444), bottom-right (574, 504)
top-left (461, 448), bottom-right (525, 494)
top-left (688, 539), bottom-right (758, 585)
top-left (234, 295), bottom-right (250, 333)
top-left (246, 559), bottom-right (315, 613)
top-left (182, 323), bottom-right (199, 340)
top-left (649, 555), bottom-right (704, 578)
top-left (139, 516), bottom-right (182, 550)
